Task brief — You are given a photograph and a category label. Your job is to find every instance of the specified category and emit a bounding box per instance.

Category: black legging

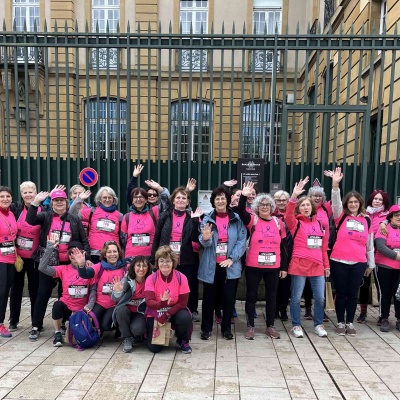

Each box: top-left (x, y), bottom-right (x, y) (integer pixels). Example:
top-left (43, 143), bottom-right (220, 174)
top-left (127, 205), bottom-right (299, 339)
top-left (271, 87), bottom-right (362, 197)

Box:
top-left (91, 303), bottom-right (114, 332)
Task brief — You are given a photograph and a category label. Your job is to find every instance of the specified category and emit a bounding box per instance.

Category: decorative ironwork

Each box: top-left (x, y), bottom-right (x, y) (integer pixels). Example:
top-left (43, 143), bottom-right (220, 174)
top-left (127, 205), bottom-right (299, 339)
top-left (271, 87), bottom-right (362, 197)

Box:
top-left (91, 47), bottom-right (118, 69)
top-left (0, 46), bottom-right (44, 65)
top-left (310, 19), bottom-right (319, 34)
top-left (324, 0), bottom-right (335, 28)
top-left (250, 50), bottom-right (281, 73)
top-left (180, 49), bottom-right (208, 71)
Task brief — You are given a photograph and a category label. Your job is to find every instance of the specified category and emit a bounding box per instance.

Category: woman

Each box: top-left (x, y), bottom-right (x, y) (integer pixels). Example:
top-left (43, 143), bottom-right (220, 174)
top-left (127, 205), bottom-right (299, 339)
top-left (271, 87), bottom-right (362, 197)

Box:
top-left (70, 186), bottom-right (122, 263)
top-left (77, 241), bottom-right (128, 334)
top-left (112, 256), bottom-right (151, 353)
top-left (26, 189), bottom-right (90, 341)
top-left (273, 190), bottom-right (290, 220)
top-left (151, 187), bottom-right (198, 315)
top-left (0, 186), bottom-right (17, 338)
top-left (145, 245), bottom-right (192, 354)
top-left (121, 188), bottom-right (159, 258)
top-left (198, 186), bottom-right (246, 340)
top-left (285, 177), bottom-right (330, 338)
top-left (38, 237), bottom-right (96, 347)
top-left (358, 189), bottom-right (390, 323)
top-left (238, 181), bottom-right (288, 340)
top-left (329, 167), bottom-right (375, 336)
top-left (374, 205), bottom-right (400, 332)
top-left (8, 181), bottom-right (42, 332)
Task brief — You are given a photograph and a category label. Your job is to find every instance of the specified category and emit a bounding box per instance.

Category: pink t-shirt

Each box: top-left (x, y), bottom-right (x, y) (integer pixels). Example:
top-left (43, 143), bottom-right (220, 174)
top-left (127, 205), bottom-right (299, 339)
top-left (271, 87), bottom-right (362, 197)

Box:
top-left (54, 264), bottom-right (95, 311)
top-left (144, 270), bottom-right (190, 316)
top-left (246, 216), bottom-right (286, 269)
top-left (216, 215), bottom-right (229, 263)
top-left (330, 213), bottom-right (371, 262)
top-left (127, 280), bottom-right (146, 313)
top-left (16, 207), bottom-right (41, 258)
top-left (96, 267), bottom-right (126, 309)
top-left (0, 210), bottom-right (17, 264)
top-left (49, 216), bottom-right (71, 262)
top-left (375, 227), bottom-right (400, 269)
top-left (368, 211), bottom-right (388, 235)
top-left (316, 202), bottom-right (332, 233)
top-left (82, 207), bottom-right (121, 251)
top-left (169, 213), bottom-right (186, 258)
top-left (121, 206), bottom-right (159, 257)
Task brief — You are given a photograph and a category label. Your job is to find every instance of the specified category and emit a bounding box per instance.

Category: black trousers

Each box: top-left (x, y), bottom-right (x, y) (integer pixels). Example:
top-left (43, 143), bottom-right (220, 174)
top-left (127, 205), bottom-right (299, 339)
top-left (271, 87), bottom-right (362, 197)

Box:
top-left (91, 303), bottom-right (114, 331)
top-left (375, 265), bottom-right (400, 320)
top-left (276, 273), bottom-right (291, 312)
top-left (176, 263), bottom-right (198, 313)
top-left (201, 264), bottom-right (238, 334)
top-left (0, 263), bottom-right (15, 323)
top-left (52, 300), bottom-right (72, 321)
top-left (114, 305), bottom-right (146, 338)
top-left (9, 257), bottom-right (39, 325)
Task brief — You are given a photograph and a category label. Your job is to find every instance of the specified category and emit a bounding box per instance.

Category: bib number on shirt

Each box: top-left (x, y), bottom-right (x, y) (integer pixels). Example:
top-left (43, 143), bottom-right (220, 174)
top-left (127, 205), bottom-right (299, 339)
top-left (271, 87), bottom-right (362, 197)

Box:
top-left (258, 252), bottom-right (276, 266)
top-left (68, 285), bottom-right (88, 298)
top-left (102, 283), bottom-right (113, 295)
top-left (346, 220), bottom-right (365, 232)
top-left (170, 241), bottom-right (181, 255)
top-left (0, 241), bottom-right (15, 255)
top-left (96, 218), bottom-right (116, 233)
top-left (307, 235), bottom-right (322, 249)
top-left (16, 235), bottom-right (33, 251)
top-left (132, 233), bottom-right (150, 246)
top-left (53, 230), bottom-right (71, 245)
top-left (216, 242), bottom-right (228, 257)
top-left (157, 306), bottom-right (171, 318)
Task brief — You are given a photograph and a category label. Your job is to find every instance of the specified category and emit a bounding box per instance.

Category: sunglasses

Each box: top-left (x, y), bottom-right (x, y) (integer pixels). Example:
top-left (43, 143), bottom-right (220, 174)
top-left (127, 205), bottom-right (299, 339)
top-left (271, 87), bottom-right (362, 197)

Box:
top-left (148, 193), bottom-right (159, 198)
top-left (104, 240), bottom-right (118, 246)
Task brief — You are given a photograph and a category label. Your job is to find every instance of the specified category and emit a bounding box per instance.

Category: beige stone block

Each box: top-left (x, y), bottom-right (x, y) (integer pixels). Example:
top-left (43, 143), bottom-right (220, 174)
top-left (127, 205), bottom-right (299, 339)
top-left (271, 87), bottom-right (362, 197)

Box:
top-left (135, 394), bottom-right (164, 400)
top-left (164, 392), bottom-right (213, 400)
top-left (214, 377), bottom-right (239, 395)
top-left (146, 359), bottom-right (174, 375)
top-left (139, 374), bottom-right (168, 393)
top-left (286, 380), bottom-right (317, 399)
top-left (84, 382), bottom-right (139, 400)
top-left (165, 369), bottom-right (214, 393)
top-left (216, 361), bottom-right (238, 377)
top-left (237, 359), bottom-right (286, 388)
top-left (56, 389), bottom-right (87, 400)
top-left (313, 389), bottom-right (344, 399)
top-left (65, 372), bottom-right (99, 391)
top-left (240, 387), bottom-right (291, 400)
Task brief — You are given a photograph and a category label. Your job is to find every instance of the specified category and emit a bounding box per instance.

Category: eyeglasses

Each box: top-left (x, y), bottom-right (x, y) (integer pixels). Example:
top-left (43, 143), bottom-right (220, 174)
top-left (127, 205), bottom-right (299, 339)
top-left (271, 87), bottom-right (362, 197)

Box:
top-left (104, 240), bottom-right (118, 246)
top-left (135, 264), bottom-right (148, 270)
top-left (275, 199), bottom-right (287, 203)
top-left (158, 259), bottom-right (173, 265)
top-left (133, 196), bottom-right (145, 201)
top-left (101, 196), bottom-right (114, 201)
top-left (259, 203), bottom-right (271, 208)
top-left (148, 193), bottom-right (159, 198)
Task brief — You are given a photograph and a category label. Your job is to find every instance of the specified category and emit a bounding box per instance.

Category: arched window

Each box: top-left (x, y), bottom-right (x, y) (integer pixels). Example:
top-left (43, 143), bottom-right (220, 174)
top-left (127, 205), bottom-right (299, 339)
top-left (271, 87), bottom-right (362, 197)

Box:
top-left (170, 100), bottom-right (212, 161)
top-left (84, 98), bottom-right (127, 160)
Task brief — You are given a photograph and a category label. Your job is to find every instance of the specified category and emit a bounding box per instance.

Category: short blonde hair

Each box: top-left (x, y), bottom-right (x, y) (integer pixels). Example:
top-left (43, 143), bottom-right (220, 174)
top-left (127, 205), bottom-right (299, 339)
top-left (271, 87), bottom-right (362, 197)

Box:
top-left (20, 181), bottom-right (37, 193)
top-left (155, 245), bottom-right (178, 270)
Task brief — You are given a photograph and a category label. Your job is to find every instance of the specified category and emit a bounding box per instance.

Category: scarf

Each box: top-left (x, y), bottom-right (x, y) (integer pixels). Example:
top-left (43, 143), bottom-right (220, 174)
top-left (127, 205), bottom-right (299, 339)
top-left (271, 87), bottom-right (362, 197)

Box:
top-left (99, 203), bottom-right (117, 213)
top-left (216, 211), bottom-right (228, 218)
top-left (173, 209), bottom-right (185, 217)
top-left (100, 259), bottom-right (125, 271)
top-left (129, 204), bottom-right (149, 214)
top-left (366, 205), bottom-right (385, 215)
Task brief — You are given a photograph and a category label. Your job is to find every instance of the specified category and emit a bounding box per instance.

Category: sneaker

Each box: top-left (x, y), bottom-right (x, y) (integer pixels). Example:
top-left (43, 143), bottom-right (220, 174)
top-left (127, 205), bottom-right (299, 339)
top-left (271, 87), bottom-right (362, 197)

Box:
top-left (222, 331), bottom-right (234, 340)
top-left (8, 323), bottom-right (18, 332)
top-left (215, 312), bottom-right (222, 324)
top-left (60, 324), bottom-right (67, 336)
top-left (315, 324), bottom-right (328, 337)
top-left (335, 322), bottom-right (346, 336)
top-left (292, 326), bottom-right (303, 338)
top-left (177, 339), bottom-right (192, 354)
top-left (29, 327), bottom-right (40, 341)
top-left (380, 319), bottom-right (390, 333)
top-left (0, 324), bottom-right (12, 338)
top-left (323, 313), bottom-right (329, 322)
top-left (304, 308), bottom-right (313, 320)
top-left (396, 319), bottom-right (400, 331)
top-left (377, 317), bottom-right (382, 326)
top-left (357, 312), bottom-right (366, 323)
top-left (122, 337), bottom-right (133, 353)
top-left (53, 331), bottom-right (64, 347)
top-left (266, 326), bottom-right (281, 339)
top-left (192, 311), bottom-right (200, 322)
top-left (232, 308), bottom-right (238, 318)
top-left (280, 309), bottom-right (289, 322)
top-left (345, 323), bottom-right (357, 336)
top-left (245, 326), bottom-right (255, 340)
top-left (200, 331), bottom-right (211, 340)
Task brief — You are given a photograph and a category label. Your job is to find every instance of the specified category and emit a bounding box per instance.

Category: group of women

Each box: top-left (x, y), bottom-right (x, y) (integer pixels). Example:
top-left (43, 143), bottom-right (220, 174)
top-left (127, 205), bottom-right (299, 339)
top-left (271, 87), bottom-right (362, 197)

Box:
top-left (0, 165), bottom-right (398, 355)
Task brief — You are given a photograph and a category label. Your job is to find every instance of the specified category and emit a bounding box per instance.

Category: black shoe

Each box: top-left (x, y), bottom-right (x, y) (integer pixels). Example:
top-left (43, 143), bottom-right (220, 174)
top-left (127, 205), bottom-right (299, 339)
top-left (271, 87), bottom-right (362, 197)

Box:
top-left (222, 331), bottom-right (234, 340)
top-left (304, 308), bottom-right (313, 320)
top-left (200, 331), bottom-right (211, 340)
top-left (396, 319), bottom-right (400, 331)
top-left (29, 327), bottom-right (41, 341)
top-left (280, 310), bottom-right (288, 322)
top-left (357, 312), bottom-right (366, 323)
top-left (323, 313), bottom-right (329, 322)
top-left (53, 331), bottom-right (64, 347)
top-left (8, 323), bottom-right (18, 332)
top-left (380, 319), bottom-right (390, 332)
top-left (60, 324), bottom-right (67, 336)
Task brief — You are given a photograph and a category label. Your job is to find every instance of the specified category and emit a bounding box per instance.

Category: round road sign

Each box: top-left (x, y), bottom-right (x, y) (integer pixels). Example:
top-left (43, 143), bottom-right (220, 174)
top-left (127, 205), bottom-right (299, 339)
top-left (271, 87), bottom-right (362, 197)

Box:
top-left (79, 168), bottom-right (98, 187)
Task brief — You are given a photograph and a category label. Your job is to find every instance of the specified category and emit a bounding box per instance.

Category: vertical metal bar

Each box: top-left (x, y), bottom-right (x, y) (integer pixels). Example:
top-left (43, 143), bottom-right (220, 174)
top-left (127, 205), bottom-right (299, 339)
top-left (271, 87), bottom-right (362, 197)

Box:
top-left (3, 26), bottom-right (11, 186)
top-left (157, 22), bottom-right (162, 181)
top-left (137, 23), bottom-right (141, 166)
top-left (106, 22), bottom-right (112, 182)
top-left (95, 22), bottom-right (101, 175)
top-left (300, 33), bottom-right (310, 179)
top-left (75, 21), bottom-right (81, 178)
top-left (187, 24), bottom-right (193, 180)
top-left (250, 31), bottom-right (256, 158)
top-left (126, 23), bottom-right (132, 178)
top-left (147, 23), bottom-right (151, 175)
top-left (177, 25), bottom-right (183, 184)
top-left (44, 22), bottom-right (51, 185)
top-left (23, 38), bottom-right (31, 178)
top-left (34, 26), bottom-right (41, 188)
top-left (198, 25), bottom-right (205, 186)
top-left (218, 24), bottom-right (225, 184)
top-left (228, 23), bottom-right (236, 178)
top-left (12, 26), bottom-right (21, 185)
top-left (238, 23), bottom-right (246, 159)
top-left (279, 27), bottom-right (288, 187)
top-left (115, 24), bottom-right (121, 196)
top-left (259, 26), bottom-right (267, 174)
top-left (54, 22), bottom-right (61, 183)
top-left (85, 22), bottom-right (91, 167)
top-left (207, 26), bottom-right (214, 189)
top-left (167, 23), bottom-right (172, 190)
top-left (65, 22), bottom-right (71, 189)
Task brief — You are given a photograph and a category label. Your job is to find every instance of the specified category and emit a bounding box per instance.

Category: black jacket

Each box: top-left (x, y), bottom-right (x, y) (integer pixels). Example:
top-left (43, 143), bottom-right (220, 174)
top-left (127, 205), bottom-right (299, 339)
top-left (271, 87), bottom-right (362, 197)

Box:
top-left (150, 209), bottom-right (197, 266)
top-left (26, 204), bottom-right (90, 262)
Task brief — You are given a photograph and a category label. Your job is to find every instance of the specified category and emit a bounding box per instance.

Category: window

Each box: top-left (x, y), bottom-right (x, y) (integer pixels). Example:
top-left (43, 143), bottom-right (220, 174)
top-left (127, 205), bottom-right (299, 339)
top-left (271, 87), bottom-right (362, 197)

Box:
top-left (380, 0), bottom-right (387, 33)
top-left (242, 101), bottom-right (282, 163)
top-left (179, 1), bottom-right (208, 71)
top-left (324, 0), bottom-right (335, 28)
top-left (84, 98), bottom-right (127, 160)
top-left (251, 1), bottom-right (282, 72)
top-left (170, 100), bottom-right (212, 161)
top-left (92, 0), bottom-right (119, 69)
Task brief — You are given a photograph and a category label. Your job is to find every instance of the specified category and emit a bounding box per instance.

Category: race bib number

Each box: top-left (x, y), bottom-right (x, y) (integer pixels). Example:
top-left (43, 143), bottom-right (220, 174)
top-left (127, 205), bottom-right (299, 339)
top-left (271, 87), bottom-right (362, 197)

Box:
top-left (16, 235), bottom-right (33, 251)
top-left (0, 241), bottom-right (15, 255)
top-left (96, 218), bottom-right (116, 233)
top-left (307, 235), bottom-right (322, 249)
top-left (53, 230), bottom-right (71, 245)
top-left (102, 282), bottom-right (113, 295)
top-left (132, 234), bottom-right (150, 246)
top-left (68, 285), bottom-right (88, 298)
top-left (258, 252), bottom-right (276, 266)
top-left (216, 242), bottom-right (228, 256)
top-left (346, 220), bottom-right (365, 232)
top-left (170, 241), bottom-right (181, 255)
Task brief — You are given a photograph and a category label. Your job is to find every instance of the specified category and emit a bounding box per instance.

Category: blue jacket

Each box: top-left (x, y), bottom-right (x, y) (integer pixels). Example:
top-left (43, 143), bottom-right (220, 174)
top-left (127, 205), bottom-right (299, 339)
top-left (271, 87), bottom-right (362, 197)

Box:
top-left (197, 209), bottom-right (247, 284)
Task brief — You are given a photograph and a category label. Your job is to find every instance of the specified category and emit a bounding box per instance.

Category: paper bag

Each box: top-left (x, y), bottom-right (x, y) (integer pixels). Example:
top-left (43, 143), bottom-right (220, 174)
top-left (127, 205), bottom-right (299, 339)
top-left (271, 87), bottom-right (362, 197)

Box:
top-left (325, 280), bottom-right (335, 311)
top-left (151, 321), bottom-right (171, 346)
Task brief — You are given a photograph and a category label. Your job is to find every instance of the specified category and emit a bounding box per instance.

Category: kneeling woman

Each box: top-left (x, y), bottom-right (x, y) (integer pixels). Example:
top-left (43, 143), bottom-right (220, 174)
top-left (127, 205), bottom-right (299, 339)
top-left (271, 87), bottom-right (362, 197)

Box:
top-left (38, 237), bottom-right (96, 347)
top-left (145, 246), bottom-right (192, 354)
top-left (111, 256), bottom-right (151, 353)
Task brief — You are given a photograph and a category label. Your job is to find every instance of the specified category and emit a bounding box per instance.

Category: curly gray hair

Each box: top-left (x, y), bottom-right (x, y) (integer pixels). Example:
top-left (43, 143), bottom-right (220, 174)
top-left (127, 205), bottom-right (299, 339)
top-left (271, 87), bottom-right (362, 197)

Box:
top-left (94, 186), bottom-right (118, 206)
top-left (251, 193), bottom-right (276, 215)
top-left (307, 186), bottom-right (326, 203)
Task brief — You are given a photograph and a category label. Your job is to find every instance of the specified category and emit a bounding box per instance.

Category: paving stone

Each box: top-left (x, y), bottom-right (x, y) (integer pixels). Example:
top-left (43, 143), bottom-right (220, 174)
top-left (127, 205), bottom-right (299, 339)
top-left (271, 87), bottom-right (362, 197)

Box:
top-left (146, 359), bottom-right (174, 375)
top-left (286, 379), bottom-right (317, 399)
top-left (215, 361), bottom-right (238, 377)
top-left (135, 394), bottom-right (164, 400)
top-left (362, 380), bottom-right (399, 399)
top-left (340, 390), bottom-right (373, 400)
top-left (350, 366), bottom-right (382, 383)
top-left (139, 374), bottom-right (168, 393)
top-left (0, 369), bottom-right (34, 388)
top-left (240, 387), bottom-right (291, 400)
top-left (65, 372), bottom-right (99, 391)
top-left (165, 369), bottom-right (214, 393)
top-left (56, 389), bottom-right (87, 400)
top-left (84, 382), bottom-right (139, 400)
top-left (214, 376), bottom-right (239, 395)
top-left (313, 389), bottom-right (343, 399)
top-left (213, 395), bottom-right (240, 400)
top-left (163, 392), bottom-right (213, 400)
top-left (237, 358), bottom-right (286, 388)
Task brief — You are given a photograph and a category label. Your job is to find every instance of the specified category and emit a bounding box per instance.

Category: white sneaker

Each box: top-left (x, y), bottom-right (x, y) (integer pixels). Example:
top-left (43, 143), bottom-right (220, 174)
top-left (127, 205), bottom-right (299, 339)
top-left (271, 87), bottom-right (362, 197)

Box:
top-left (315, 324), bottom-right (328, 337)
top-left (292, 326), bottom-right (304, 338)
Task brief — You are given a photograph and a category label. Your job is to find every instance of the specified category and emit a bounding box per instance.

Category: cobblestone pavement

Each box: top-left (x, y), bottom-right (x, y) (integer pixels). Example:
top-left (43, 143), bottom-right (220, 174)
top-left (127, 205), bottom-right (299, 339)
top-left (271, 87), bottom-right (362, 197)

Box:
top-left (0, 300), bottom-right (399, 400)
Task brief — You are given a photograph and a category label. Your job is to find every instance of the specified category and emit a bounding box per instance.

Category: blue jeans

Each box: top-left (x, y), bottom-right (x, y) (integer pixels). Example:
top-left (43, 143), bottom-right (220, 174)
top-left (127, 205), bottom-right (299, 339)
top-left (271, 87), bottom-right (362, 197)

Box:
top-left (290, 275), bottom-right (325, 327)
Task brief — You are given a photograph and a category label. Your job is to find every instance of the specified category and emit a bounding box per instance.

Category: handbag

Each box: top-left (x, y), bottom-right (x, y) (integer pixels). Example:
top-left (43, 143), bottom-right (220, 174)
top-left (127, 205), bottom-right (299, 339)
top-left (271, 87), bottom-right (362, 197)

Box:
top-left (151, 321), bottom-right (172, 346)
top-left (325, 277), bottom-right (335, 311)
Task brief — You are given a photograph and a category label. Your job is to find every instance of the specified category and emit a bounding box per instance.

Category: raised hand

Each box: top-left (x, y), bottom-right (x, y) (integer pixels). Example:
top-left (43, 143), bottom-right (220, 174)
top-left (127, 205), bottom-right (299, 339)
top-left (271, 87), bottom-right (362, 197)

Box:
top-left (50, 185), bottom-right (66, 194)
top-left (223, 179), bottom-right (238, 187)
top-left (332, 167), bottom-right (343, 186)
top-left (191, 207), bottom-right (203, 219)
top-left (112, 276), bottom-right (123, 292)
top-left (34, 191), bottom-right (50, 204)
top-left (78, 190), bottom-right (91, 200)
top-left (144, 180), bottom-right (163, 193)
top-left (70, 247), bottom-right (85, 266)
top-left (186, 178), bottom-right (197, 192)
top-left (48, 232), bottom-right (60, 247)
top-left (201, 223), bottom-right (214, 241)
top-left (324, 170), bottom-right (334, 178)
top-left (133, 164), bottom-right (144, 177)
top-left (242, 181), bottom-right (254, 197)
top-left (292, 176), bottom-right (309, 198)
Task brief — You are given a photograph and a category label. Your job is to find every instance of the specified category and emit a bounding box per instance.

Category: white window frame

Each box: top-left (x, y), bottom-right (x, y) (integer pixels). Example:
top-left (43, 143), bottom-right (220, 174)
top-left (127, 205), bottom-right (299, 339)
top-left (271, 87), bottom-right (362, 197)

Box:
top-left (91, 0), bottom-right (120, 69)
top-left (84, 98), bottom-right (127, 160)
top-left (380, 0), bottom-right (387, 34)
top-left (170, 100), bottom-right (212, 161)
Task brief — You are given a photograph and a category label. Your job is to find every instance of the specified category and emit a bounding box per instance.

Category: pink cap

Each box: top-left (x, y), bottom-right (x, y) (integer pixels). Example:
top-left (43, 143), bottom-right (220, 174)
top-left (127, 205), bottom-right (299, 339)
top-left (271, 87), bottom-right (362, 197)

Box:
top-left (389, 205), bottom-right (400, 214)
top-left (51, 190), bottom-right (67, 200)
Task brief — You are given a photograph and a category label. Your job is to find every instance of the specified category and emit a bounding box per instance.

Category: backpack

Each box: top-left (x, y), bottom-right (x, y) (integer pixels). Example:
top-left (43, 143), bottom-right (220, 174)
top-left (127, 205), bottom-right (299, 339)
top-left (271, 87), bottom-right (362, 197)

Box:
top-left (68, 310), bottom-right (101, 350)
